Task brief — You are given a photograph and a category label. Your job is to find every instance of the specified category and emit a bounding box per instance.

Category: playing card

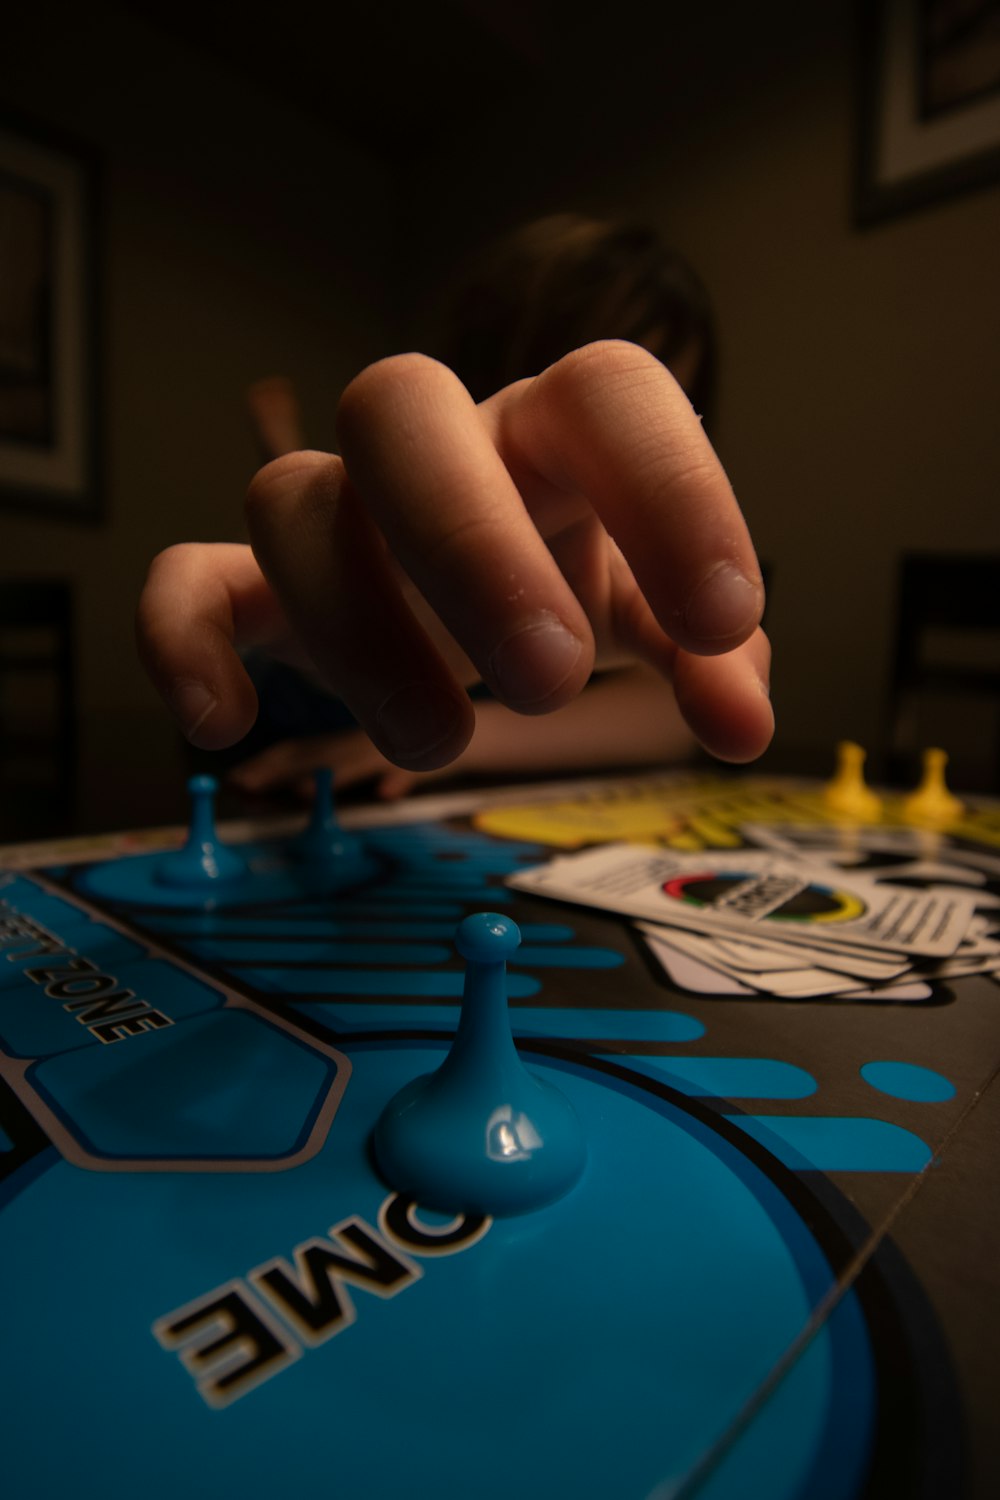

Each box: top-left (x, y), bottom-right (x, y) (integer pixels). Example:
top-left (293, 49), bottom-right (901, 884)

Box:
top-left (509, 843), bottom-right (976, 958)
top-left (701, 932), bottom-right (909, 982)
top-left (637, 924), bottom-right (871, 998)
top-left (640, 926), bottom-right (755, 996)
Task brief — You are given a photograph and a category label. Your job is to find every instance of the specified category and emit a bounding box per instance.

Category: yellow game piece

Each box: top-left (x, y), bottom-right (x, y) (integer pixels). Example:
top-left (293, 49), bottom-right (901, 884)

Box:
top-left (901, 748), bottom-right (965, 826)
top-left (822, 741), bottom-right (883, 821)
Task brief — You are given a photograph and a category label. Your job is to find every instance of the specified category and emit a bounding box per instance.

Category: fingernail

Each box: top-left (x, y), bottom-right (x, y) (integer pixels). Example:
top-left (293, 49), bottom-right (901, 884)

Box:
top-left (376, 682), bottom-right (466, 762)
top-left (684, 564), bottom-right (761, 642)
top-left (169, 679), bottom-right (218, 738)
top-left (489, 615), bottom-right (583, 704)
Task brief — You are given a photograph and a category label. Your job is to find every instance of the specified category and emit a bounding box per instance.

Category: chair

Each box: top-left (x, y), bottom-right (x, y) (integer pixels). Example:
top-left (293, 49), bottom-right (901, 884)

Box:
top-left (0, 578), bottom-right (77, 840)
top-left (884, 553), bottom-right (1000, 796)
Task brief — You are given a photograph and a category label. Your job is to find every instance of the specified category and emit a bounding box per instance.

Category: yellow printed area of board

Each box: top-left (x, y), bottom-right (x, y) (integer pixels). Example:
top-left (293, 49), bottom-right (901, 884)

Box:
top-left (472, 775), bottom-right (1000, 851)
top-left (474, 776), bottom-right (816, 849)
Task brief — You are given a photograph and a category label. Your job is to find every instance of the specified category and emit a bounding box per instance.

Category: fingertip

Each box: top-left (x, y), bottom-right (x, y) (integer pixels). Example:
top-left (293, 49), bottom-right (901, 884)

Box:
top-left (486, 614), bottom-right (590, 713)
top-left (369, 682), bottom-right (474, 772)
top-left (674, 563), bottom-right (766, 655)
top-left (166, 679), bottom-right (218, 740)
top-left (166, 673), bottom-right (258, 751)
top-left (673, 639), bottom-right (775, 764)
top-left (710, 687), bottom-right (775, 764)
top-left (246, 451), bottom-right (341, 521)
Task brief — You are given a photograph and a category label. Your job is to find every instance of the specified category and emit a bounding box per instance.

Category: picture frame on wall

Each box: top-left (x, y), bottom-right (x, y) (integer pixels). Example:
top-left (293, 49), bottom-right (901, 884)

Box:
top-left (856, 0), bottom-right (1000, 225)
top-left (0, 115), bottom-right (100, 520)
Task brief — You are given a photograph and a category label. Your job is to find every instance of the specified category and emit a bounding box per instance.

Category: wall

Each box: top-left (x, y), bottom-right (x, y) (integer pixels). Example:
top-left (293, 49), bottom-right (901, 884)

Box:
top-left (1, 3), bottom-right (396, 829)
top-left (404, 2), bottom-right (1000, 782)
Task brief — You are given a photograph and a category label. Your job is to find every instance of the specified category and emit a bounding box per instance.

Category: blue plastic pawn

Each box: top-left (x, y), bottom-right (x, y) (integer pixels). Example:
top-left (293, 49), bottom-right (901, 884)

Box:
top-left (292, 768), bottom-right (366, 869)
top-left (156, 774), bottom-right (247, 887)
top-left (373, 913), bottom-right (587, 1217)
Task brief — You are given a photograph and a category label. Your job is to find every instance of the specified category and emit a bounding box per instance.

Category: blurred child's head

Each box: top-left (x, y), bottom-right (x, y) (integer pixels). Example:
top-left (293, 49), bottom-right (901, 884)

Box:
top-left (441, 213), bottom-right (717, 426)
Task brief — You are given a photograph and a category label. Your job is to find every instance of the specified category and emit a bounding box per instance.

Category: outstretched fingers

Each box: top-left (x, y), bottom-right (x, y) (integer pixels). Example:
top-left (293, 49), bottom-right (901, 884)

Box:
top-left (141, 343), bottom-right (771, 774)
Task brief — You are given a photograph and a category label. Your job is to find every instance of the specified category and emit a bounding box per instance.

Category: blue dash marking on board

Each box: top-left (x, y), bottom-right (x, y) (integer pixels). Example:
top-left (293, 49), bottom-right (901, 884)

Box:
top-left (182, 939), bottom-right (452, 966)
top-left (366, 824), bottom-right (540, 855)
top-left (606, 1055), bottom-right (817, 1099)
top-left (728, 1115), bottom-right (933, 1172)
top-left (232, 967), bottom-right (541, 998)
top-left (374, 883), bottom-right (511, 904)
top-left (138, 915), bottom-right (575, 943)
top-left (514, 945), bottom-right (625, 970)
top-left (410, 854), bottom-right (537, 874)
top-left (289, 1002), bottom-right (704, 1042)
top-left (284, 900), bottom-right (468, 920)
top-left (0, 1124), bottom-right (11, 1151)
top-left (368, 845), bottom-right (537, 868)
top-left (859, 1060), bottom-right (956, 1103)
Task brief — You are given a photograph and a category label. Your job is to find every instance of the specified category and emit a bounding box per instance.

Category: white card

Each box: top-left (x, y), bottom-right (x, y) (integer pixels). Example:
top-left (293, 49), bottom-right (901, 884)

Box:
top-left (741, 821), bottom-right (1000, 880)
top-left (638, 924), bottom-right (870, 998)
top-left (837, 981), bottom-right (933, 1002)
top-left (509, 844), bottom-right (976, 958)
top-left (641, 927), bottom-right (755, 996)
top-left (702, 932), bottom-right (909, 981)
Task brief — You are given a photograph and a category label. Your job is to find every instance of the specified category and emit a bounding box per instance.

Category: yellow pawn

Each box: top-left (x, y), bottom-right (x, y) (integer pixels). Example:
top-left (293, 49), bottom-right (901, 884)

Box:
top-left (901, 748), bottom-right (965, 826)
top-left (823, 741), bottom-right (883, 821)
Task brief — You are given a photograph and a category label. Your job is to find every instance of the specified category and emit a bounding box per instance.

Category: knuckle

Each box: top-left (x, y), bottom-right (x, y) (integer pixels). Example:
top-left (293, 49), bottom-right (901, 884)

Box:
top-left (545, 339), bottom-right (663, 395)
top-left (336, 353), bottom-right (461, 442)
top-left (244, 455), bottom-right (300, 521)
top-left (155, 540), bottom-right (198, 570)
top-left (245, 455), bottom-right (342, 537)
top-left (140, 542), bottom-right (199, 595)
top-left (531, 342), bottom-right (677, 454)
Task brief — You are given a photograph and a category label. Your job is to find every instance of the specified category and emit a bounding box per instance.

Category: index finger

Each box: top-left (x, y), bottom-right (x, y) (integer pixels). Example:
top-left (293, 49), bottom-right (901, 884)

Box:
top-left (498, 340), bottom-right (764, 655)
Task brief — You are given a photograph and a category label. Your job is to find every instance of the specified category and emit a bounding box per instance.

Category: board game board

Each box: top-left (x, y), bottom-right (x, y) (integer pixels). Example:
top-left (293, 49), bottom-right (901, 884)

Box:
top-left (2, 769), bottom-right (999, 1500)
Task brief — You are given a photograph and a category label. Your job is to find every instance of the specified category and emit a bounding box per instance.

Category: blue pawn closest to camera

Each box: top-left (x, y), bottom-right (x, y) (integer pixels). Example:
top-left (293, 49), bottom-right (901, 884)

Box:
top-left (156, 774), bottom-right (246, 887)
top-left (373, 913), bottom-right (587, 1217)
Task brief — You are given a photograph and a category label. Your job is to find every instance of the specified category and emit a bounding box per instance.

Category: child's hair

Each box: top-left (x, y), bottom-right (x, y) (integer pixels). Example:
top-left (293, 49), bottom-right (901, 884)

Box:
top-left (440, 212), bottom-right (717, 424)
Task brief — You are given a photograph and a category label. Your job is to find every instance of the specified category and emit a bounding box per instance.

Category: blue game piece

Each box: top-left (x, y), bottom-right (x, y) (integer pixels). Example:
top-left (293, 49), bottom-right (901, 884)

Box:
top-left (155, 775), bottom-right (247, 888)
top-left (373, 913), bottom-right (587, 1216)
top-left (292, 768), bottom-right (366, 870)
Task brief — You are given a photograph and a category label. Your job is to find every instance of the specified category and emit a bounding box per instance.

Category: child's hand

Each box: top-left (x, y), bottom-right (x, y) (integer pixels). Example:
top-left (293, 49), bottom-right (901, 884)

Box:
top-left (136, 342), bottom-right (772, 771)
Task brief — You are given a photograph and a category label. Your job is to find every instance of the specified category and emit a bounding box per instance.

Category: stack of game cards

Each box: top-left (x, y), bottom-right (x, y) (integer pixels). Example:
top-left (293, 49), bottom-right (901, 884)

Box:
top-left (508, 842), bottom-right (1000, 1000)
